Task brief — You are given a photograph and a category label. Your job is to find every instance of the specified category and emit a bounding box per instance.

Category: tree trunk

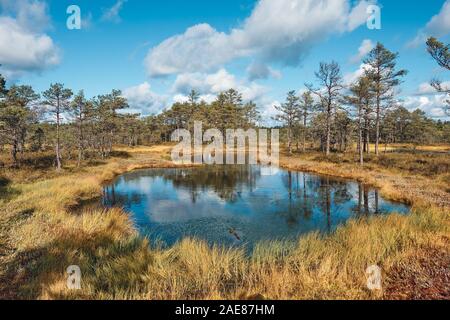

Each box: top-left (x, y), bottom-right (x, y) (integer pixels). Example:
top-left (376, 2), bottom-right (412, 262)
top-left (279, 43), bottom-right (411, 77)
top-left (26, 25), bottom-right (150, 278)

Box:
top-left (109, 129), bottom-right (113, 155)
top-left (375, 95), bottom-right (381, 156)
top-left (375, 191), bottom-right (379, 214)
top-left (363, 122), bottom-right (368, 153)
top-left (302, 114), bottom-right (307, 152)
top-left (366, 121), bottom-right (370, 155)
top-left (56, 101), bottom-right (62, 171)
top-left (375, 66), bottom-right (381, 156)
top-left (359, 106), bottom-right (364, 166)
top-left (11, 137), bottom-right (18, 168)
top-left (326, 109), bottom-right (331, 156)
top-left (364, 186), bottom-right (369, 214)
top-left (287, 126), bottom-right (292, 154)
top-left (77, 120), bottom-right (83, 168)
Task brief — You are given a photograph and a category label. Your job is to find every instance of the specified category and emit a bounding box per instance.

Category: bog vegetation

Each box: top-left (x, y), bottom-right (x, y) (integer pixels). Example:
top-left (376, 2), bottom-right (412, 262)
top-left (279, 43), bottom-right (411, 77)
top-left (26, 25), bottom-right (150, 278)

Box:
top-left (0, 39), bottom-right (449, 300)
top-left (0, 40), bottom-right (449, 170)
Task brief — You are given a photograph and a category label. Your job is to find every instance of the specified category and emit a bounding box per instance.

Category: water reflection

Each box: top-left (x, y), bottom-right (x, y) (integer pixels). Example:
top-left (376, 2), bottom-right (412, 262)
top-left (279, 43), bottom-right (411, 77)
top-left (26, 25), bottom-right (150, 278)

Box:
top-left (103, 165), bottom-right (409, 249)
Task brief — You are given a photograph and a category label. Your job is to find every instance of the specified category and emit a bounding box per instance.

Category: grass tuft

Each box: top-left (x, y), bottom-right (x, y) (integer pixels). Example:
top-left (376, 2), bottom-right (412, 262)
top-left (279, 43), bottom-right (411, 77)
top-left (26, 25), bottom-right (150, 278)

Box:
top-left (0, 145), bottom-right (448, 300)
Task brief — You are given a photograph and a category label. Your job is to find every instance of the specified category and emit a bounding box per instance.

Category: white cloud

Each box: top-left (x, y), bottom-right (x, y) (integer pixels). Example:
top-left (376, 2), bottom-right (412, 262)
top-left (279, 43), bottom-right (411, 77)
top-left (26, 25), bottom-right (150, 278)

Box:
top-left (172, 69), bottom-right (236, 95)
top-left (350, 39), bottom-right (374, 64)
top-left (0, 19), bottom-right (59, 79)
top-left (173, 93), bottom-right (217, 104)
top-left (171, 68), bottom-right (272, 120)
top-left (417, 81), bottom-right (450, 95)
top-left (144, 24), bottom-right (235, 77)
top-left (101, 0), bottom-right (127, 23)
top-left (347, 1), bottom-right (375, 32)
top-left (0, 0), bottom-right (50, 32)
top-left (0, 0), bottom-right (59, 78)
top-left (172, 68), bottom-right (268, 102)
top-left (343, 63), bottom-right (371, 85)
top-left (403, 94), bottom-right (449, 118)
top-left (408, 0), bottom-right (450, 47)
top-left (261, 100), bottom-right (281, 125)
top-left (424, 0), bottom-right (450, 37)
top-left (145, 0), bottom-right (376, 77)
top-left (122, 82), bottom-right (167, 115)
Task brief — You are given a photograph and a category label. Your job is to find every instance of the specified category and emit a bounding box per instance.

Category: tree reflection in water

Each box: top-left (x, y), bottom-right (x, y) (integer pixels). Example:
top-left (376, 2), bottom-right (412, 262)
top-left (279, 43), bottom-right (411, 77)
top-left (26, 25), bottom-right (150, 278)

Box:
top-left (103, 165), bottom-right (409, 249)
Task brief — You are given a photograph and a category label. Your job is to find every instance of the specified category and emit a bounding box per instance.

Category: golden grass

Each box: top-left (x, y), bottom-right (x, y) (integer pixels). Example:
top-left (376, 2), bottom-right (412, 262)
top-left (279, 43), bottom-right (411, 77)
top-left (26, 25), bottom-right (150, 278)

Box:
top-left (279, 151), bottom-right (450, 206)
top-left (351, 143), bottom-right (450, 153)
top-left (0, 146), bottom-right (449, 300)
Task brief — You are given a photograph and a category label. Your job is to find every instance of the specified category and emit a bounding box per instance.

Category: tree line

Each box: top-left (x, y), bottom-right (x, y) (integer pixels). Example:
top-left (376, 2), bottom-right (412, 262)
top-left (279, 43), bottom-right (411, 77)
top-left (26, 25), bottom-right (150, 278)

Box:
top-left (0, 39), bottom-right (449, 169)
top-left (274, 40), bottom-right (449, 165)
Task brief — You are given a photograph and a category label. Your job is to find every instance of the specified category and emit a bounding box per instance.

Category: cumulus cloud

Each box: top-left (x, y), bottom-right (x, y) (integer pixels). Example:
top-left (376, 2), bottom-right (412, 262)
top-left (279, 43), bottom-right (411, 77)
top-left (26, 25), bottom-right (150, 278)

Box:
top-left (347, 0), bottom-right (376, 31)
top-left (172, 68), bottom-right (269, 104)
top-left (350, 39), bottom-right (374, 64)
top-left (101, 0), bottom-right (127, 23)
top-left (416, 81), bottom-right (450, 95)
top-left (343, 63), bottom-right (372, 85)
top-left (144, 24), bottom-right (234, 77)
top-left (0, 0), bottom-right (59, 78)
top-left (403, 94), bottom-right (449, 118)
top-left (173, 93), bottom-right (217, 104)
top-left (172, 69), bottom-right (236, 95)
top-left (0, 0), bottom-right (50, 32)
top-left (122, 82), bottom-right (168, 116)
top-left (408, 0), bottom-right (450, 47)
top-left (145, 0), bottom-right (376, 77)
top-left (260, 100), bottom-right (281, 125)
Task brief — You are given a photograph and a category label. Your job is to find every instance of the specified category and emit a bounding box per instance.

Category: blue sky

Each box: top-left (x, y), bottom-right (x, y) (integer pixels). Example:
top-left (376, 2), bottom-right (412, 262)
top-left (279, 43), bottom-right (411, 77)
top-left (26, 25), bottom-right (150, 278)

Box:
top-left (1, 0), bottom-right (449, 120)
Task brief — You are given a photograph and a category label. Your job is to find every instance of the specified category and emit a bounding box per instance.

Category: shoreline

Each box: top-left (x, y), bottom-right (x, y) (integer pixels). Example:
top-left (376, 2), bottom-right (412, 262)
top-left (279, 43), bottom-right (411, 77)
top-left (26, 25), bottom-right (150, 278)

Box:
top-left (0, 146), bottom-right (448, 300)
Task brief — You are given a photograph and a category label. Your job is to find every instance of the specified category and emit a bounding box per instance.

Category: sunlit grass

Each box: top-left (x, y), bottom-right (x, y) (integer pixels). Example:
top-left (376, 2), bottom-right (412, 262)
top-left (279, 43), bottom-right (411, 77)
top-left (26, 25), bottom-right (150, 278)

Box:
top-left (0, 145), bottom-right (448, 300)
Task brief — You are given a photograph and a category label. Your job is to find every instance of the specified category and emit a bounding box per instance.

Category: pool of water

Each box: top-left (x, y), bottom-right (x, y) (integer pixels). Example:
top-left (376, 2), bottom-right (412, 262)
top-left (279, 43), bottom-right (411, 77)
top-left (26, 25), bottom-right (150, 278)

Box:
top-left (103, 165), bottom-right (410, 249)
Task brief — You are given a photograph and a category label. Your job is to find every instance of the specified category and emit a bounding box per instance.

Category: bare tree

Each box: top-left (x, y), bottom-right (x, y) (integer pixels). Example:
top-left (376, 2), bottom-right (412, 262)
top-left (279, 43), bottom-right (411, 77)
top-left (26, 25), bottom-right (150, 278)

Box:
top-left (307, 61), bottom-right (343, 156)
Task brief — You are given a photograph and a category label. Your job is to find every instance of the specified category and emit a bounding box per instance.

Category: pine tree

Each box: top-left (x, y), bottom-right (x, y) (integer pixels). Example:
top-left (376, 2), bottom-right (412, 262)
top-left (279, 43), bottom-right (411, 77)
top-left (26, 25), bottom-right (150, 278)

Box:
top-left (426, 37), bottom-right (449, 116)
top-left (363, 43), bottom-right (407, 155)
top-left (299, 91), bottom-right (314, 152)
top-left (346, 76), bottom-right (373, 166)
top-left (43, 83), bottom-right (73, 170)
top-left (0, 85), bottom-right (39, 166)
top-left (70, 91), bottom-right (91, 167)
top-left (426, 37), bottom-right (450, 70)
top-left (274, 91), bottom-right (300, 154)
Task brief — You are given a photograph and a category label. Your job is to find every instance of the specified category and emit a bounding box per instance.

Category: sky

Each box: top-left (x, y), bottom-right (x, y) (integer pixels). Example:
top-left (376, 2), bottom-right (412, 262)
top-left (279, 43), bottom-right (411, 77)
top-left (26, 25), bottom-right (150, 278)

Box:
top-left (0, 0), bottom-right (449, 122)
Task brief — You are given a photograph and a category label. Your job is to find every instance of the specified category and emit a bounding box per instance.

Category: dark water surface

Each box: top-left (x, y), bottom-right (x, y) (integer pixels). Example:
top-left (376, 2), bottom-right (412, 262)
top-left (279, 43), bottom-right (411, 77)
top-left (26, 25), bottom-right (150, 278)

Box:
top-left (103, 165), bottom-right (410, 249)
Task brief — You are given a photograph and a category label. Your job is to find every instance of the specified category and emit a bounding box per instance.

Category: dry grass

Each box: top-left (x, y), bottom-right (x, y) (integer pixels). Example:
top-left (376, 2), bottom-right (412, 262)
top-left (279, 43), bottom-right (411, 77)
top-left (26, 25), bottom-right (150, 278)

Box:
top-left (0, 145), bottom-right (449, 300)
top-left (279, 151), bottom-right (450, 206)
top-left (351, 143), bottom-right (450, 154)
